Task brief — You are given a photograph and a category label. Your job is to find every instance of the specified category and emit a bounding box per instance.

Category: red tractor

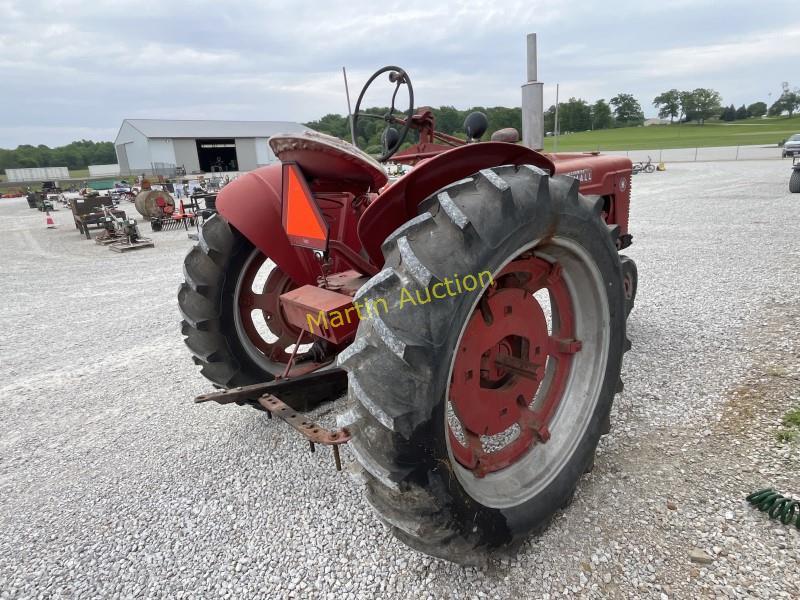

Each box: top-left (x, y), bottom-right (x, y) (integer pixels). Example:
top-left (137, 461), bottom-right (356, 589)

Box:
top-left (180, 66), bottom-right (636, 562)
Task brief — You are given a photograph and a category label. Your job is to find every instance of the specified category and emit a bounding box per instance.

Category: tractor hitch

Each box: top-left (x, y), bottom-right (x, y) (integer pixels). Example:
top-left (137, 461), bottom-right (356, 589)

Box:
top-left (195, 367), bottom-right (350, 470)
top-left (257, 394), bottom-right (350, 471)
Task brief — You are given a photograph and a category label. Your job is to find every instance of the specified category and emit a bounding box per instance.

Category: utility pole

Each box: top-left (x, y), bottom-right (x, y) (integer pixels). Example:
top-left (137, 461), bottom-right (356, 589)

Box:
top-left (554, 83), bottom-right (560, 152)
top-left (342, 67), bottom-right (356, 145)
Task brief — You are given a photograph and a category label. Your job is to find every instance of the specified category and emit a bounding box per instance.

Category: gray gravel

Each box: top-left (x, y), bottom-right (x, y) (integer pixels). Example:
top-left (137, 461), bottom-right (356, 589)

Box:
top-left (1, 160), bottom-right (799, 599)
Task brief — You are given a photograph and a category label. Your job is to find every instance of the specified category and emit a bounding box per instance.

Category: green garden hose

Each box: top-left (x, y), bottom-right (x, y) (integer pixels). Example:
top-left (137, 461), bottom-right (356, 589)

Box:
top-left (746, 489), bottom-right (800, 528)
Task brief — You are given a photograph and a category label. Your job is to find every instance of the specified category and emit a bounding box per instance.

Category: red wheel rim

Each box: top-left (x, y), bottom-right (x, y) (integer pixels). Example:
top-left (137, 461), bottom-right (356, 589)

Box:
top-left (448, 255), bottom-right (581, 477)
top-left (236, 252), bottom-right (299, 364)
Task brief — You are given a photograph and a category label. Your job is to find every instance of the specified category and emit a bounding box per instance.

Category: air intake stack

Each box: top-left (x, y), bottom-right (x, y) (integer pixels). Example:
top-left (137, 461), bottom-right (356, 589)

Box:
top-left (521, 33), bottom-right (544, 151)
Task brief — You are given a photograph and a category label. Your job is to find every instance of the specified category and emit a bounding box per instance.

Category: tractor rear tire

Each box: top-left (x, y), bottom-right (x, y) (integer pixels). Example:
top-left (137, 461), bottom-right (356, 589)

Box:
top-left (338, 165), bottom-right (627, 562)
top-left (178, 214), bottom-right (292, 388)
top-left (790, 169), bottom-right (800, 193)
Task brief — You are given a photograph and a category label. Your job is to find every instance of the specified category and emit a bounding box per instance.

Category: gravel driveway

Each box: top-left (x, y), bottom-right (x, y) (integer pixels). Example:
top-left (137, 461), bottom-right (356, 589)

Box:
top-left (1, 160), bottom-right (799, 599)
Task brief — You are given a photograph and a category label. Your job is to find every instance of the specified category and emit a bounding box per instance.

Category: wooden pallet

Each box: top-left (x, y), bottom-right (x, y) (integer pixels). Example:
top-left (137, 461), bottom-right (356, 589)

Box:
top-left (108, 238), bottom-right (154, 253)
top-left (95, 233), bottom-right (124, 245)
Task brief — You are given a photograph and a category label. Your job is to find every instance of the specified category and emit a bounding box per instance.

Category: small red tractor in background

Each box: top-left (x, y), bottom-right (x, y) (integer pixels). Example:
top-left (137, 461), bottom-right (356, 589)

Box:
top-left (180, 65), bottom-right (636, 562)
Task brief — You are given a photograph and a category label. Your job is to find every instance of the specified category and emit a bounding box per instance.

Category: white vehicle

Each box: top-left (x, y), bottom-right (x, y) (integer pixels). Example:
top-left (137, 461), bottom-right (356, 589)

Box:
top-left (782, 133), bottom-right (800, 158)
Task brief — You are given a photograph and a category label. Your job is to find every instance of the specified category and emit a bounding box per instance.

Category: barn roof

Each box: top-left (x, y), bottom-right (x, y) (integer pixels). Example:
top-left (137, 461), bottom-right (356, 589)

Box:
top-left (119, 119), bottom-right (310, 139)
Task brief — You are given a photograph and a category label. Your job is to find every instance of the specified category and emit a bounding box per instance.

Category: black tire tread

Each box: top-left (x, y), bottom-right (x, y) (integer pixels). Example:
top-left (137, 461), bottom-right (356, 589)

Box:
top-left (790, 169), bottom-right (800, 193)
top-left (339, 164), bottom-right (627, 562)
top-left (178, 214), bottom-right (274, 388)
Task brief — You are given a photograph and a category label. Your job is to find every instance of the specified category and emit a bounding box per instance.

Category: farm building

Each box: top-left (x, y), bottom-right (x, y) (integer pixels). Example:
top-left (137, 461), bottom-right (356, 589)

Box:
top-left (114, 119), bottom-right (309, 175)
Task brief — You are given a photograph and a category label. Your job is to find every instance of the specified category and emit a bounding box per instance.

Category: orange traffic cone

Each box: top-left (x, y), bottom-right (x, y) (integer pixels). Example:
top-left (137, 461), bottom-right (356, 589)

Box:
top-left (45, 210), bottom-right (56, 229)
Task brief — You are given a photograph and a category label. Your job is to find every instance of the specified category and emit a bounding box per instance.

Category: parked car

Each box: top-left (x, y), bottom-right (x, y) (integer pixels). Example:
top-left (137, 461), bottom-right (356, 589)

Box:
top-left (782, 133), bottom-right (800, 158)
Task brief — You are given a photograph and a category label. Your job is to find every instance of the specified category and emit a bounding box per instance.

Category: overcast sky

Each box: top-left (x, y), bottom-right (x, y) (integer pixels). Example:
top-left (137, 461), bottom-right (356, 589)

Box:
top-left (1, 0), bottom-right (798, 148)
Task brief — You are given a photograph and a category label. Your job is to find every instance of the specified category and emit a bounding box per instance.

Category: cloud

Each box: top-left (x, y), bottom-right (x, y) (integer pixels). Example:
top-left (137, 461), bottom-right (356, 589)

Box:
top-left (642, 26), bottom-right (800, 78)
top-left (0, 0), bottom-right (797, 147)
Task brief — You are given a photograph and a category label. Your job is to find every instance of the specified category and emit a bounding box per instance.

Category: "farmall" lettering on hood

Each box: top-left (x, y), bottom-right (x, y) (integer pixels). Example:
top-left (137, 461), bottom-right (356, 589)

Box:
top-left (563, 167), bottom-right (593, 183)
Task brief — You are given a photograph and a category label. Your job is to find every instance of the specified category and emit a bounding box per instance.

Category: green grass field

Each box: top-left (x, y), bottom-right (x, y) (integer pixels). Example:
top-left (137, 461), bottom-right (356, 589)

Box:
top-left (542, 115), bottom-right (800, 152)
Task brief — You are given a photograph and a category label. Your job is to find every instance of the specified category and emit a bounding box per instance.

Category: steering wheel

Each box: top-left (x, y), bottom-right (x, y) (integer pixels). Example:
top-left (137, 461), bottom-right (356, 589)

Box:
top-left (352, 66), bottom-right (414, 162)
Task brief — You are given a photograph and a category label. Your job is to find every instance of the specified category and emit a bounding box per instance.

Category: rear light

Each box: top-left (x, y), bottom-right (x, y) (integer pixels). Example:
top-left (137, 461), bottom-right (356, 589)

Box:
top-left (281, 162), bottom-right (328, 250)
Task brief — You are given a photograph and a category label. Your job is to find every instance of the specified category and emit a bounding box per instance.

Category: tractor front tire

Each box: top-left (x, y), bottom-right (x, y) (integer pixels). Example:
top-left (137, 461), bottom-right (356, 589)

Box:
top-left (621, 254), bottom-right (638, 316)
top-left (339, 165), bottom-right (627, 562)
top-left (790, 168), bottom-right (800, 193)
top-left (179, 214), bottom-right (291, 388)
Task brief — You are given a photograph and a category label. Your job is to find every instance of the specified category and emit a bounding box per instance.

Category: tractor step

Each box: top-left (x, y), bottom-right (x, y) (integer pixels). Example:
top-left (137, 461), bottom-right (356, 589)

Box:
top-left (195, 367), bottom-right (350, 470)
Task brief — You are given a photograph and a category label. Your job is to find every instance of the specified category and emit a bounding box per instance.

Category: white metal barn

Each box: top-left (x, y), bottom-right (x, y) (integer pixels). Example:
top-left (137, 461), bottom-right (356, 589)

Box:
top-left (114, 119), bottom-right (309, 175)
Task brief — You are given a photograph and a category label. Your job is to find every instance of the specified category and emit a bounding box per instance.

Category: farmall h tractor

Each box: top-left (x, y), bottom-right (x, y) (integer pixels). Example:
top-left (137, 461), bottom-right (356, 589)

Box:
top-left (179, 64), bottom-right (637, 561)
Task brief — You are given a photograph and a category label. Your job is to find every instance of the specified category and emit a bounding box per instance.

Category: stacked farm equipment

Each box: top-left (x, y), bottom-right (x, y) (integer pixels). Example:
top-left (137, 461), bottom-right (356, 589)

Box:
top-left (95, 205), bottom-right (130, 245)
top-left (185, 192), bottom-right (218, 240)
top-left (134, 189), bottom-right (196, 231)
top-left (179, 36), bottom-right (638, 563)
top-left (107, 217), bottom-right (153, 252)
top-left (59, 191), bottom-right (153, 251)
top-left (33, 193), bottom-right (54, 212)
top-left (91, 204), bottom-right (153, 251)
top-left (27, 192), bottom-right (55, 211)
top-left (69, 193), bottom-right (127, 239)
top-left (24, 181), bottom-right (61, 209)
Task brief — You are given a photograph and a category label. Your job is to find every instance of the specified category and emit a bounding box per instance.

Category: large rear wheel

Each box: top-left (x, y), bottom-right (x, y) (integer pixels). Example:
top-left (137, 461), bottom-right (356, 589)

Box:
top-left (338, 164), bottom-right (627, 562)
top-left (179, 214), bottom-right (301, 387)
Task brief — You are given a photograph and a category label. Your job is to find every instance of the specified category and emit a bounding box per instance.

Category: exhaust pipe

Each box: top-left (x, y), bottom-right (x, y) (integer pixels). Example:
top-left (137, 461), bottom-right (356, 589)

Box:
top-left (521, 33), bottom-right (544, 151)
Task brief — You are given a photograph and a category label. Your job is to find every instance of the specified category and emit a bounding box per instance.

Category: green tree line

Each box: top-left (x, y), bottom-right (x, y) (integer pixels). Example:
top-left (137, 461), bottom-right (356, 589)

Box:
top-left (543, 95), bottom-right (645, 133)
top-left (306, 97), bottom-right (649, 149)
top-left (652, 84), bottom-right (797, 124)
top-left (307, 86), bottom-right (787, 145)
top-left (306, 106), bottom-right (525, 153)
top-left (768, 83), bottom-right (800, 117)
top-left (0, 140), bottom-right (116, 172)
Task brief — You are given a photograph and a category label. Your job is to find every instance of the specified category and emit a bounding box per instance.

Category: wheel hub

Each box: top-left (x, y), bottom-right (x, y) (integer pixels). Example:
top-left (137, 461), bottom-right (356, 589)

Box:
top-left (235, 251), bottom-right (299, 364)
top-left (448, 256), bottom-right (581, 477)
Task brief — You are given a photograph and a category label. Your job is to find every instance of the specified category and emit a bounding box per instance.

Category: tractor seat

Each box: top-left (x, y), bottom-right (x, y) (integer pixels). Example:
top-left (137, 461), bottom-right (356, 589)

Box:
top-left (269, 131), bottom-right (388, 191)
top-left (491, 128), bottom-right (520, 143)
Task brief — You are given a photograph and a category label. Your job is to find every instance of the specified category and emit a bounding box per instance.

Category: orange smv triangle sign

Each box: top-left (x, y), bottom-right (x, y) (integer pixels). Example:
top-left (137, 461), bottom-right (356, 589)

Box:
top-left (282, 162), bottom-right (328, 250)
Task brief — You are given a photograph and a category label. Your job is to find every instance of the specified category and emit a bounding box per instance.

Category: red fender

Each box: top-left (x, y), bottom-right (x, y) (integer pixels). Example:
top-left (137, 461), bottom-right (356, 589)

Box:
top-left (358, 142), bottom-right (556, 265)
top-left (215, 164), bottom-right (321, 286)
